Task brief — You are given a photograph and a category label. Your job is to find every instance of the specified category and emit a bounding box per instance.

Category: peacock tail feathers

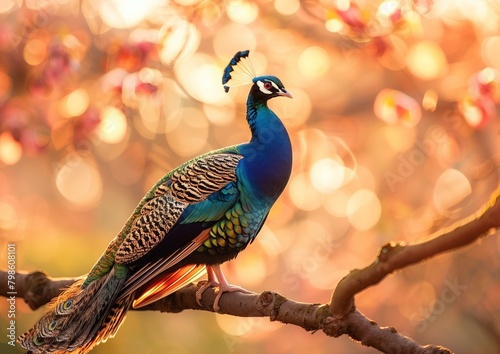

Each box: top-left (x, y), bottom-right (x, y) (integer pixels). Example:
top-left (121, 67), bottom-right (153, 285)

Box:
top-left (19, 268), bottom-right (130, 354)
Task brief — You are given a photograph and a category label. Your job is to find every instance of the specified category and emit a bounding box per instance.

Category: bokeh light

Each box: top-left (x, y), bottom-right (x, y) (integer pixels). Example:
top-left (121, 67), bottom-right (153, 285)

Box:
top-left (0, 196), bottom-right (18, 231)
top-left (175, 54), bottom-right (228, 104)
top-left (433, 168), bottom-right (472, 214)
top-left (59, 89), bottom-right (90, 118)
top-left (481, 36), bottom-right (500, 70)
top-left (99, 106), bottom-right (128, 144)
top-left (23, 38), bottom-right (47, 66)
top-left (0, 132), bottom-right (22, 165)
top-left (55, 154), bottom-right (103, 209)
top-left (406, 40), bottom-right (447, 80)
top-left (2, 1), bottom-right (500, 353)
top-left (159, 20), bottom-right (200, 64)
top-left (374, 88), bottom-right (422, 126)
top-left (0, 0), bottom-right (16, 13)
top-left (99, 0), bottom-right (161, 29)
top-left (289, 172), bottom-right (324, 211)
top-left (298, 46), bottom-right (331, 80)
top-left (274, 0), bottom-right (300, 16)
top-left (422, 88), bottom-right (438, 112)
top-left (165, 107), bottom-right (209, 156)
top-left (346, 189), bottom-right (381, 231)
top-left (310, 158), bottom-right (346, 193)
top-left (226, 0), bottom-right (259, 24)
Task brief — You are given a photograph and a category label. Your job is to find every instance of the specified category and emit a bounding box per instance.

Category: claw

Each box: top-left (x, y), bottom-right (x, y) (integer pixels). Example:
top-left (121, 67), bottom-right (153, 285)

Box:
top-left (195, 265), bottom-right (251, 311)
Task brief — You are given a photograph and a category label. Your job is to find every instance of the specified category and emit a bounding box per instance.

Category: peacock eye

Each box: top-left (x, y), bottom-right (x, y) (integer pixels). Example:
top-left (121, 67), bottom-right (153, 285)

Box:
top-left (48, 319), bottom-right (58, 331)
top-left (33, 335), bottom-right (46, 346)
top-left (263, 82), bottom-right (272, 90)
top-left (63, 299), bottom-right (73, 310)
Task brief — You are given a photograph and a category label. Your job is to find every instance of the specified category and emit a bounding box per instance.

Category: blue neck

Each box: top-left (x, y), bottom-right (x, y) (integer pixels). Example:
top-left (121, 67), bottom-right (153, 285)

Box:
top-left (238, 95), bottom-right (292, 201)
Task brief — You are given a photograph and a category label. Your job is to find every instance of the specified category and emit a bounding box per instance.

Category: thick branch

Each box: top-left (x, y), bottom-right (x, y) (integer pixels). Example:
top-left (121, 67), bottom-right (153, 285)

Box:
top-left (3, 189), bottom-right (499, 353)
top-left (1, 271), bottom-right (450, 354)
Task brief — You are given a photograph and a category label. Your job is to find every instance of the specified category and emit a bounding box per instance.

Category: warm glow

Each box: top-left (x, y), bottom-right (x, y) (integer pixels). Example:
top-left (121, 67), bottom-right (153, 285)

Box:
top-left (166, 107), bottom-right (209, 156)
top-left (0, 70), bottom-right (12, 101)
top-left (298, 46), bottom-right (330, 79)
top-left (325, 18), bottom-right (345, 33)
top-left (274, 0), bottom-right (300, 16)
top-left (310, 158), bottom-right (346, 193)
top-left (289, 172), bottom-right (323, 211)
top-left (481, 36), bottom-right (500, 70)
top-left (324, 189), bottom-right (353, 217)
top-left (0, 199), bottom-right (18, 230)
top-left (0, 132), bottom-right (22, 165)
top-left (433, 169), bottom-right (471, 213)
top-left (60, 89), bottom-right (90, 118)
top-left (23, 38), bottom-right (47, 66)
top-left (159, 20), bottom-right (200, 64)
top-left (55, 154), bottom-right (102, 208)
top-left (475, 67), bottom-right (500, 100)
top-left (406, 40), bottom-right (447, 80)
top-left (99, 0), bottom-right (160, 29)
top-left (213, 23), bottom-right (257, 61)
top-left (175, 54), bottom-right (227, 104)
top-left (422, 88), bottom-right (438, 112)
top-left (458, 95), bottom-right (493, 129)
top-left (215, 313), bottom-right (254, 336)
top-left (336, 0), bottom-right (351, 12)
top-left (226, 0), bottom-right (259, 24)
top-left (203, 103), bottom-right (235, 126)
top-left (374, 89), bottom-right (422, 126)
top-left (2, 2), bottom-right (499, 351)
top-left (99, 106), bottom-right (128, 144)
top-left (376, 0), bottom-right (401, 26)
top-left (0, 0), bottom-right (16, 13)
top-left (398, 281), bottom-right (436, 319)
top-left (174, 0), bottom-right (202, 5)
top-left (231, 248), bottom-right (269, 286)
top-left (346, 189), bottom-right (381, 231)
top-left (272, 87), bottom-right (311, 127)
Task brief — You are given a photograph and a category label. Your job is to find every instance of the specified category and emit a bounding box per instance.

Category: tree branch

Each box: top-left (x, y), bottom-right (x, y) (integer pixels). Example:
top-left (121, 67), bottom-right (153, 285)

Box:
top-left (2, 188), bottom-right (499, 353)
top-left (330, 187), bottom-right (500, 318)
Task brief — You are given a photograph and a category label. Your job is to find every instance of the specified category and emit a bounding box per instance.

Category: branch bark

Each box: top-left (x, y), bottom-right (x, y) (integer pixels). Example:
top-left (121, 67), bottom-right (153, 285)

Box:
top-left (2, 188), bottom-right (499, 353)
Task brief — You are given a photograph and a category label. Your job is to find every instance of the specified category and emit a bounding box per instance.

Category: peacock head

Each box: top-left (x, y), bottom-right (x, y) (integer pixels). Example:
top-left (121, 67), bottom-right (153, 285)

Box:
top-left (222, 50), bottom-right (293, 102)
top-left (250, 75), bottom-right (293, 102)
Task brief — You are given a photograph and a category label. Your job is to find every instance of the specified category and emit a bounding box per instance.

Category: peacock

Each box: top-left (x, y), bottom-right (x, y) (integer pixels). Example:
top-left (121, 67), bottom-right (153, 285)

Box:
top-left (18, 50), bottom-right (293, 353)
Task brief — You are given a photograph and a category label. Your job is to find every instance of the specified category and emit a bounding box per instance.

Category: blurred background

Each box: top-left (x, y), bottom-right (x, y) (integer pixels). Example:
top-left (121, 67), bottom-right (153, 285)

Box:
top-left (1, 0), bottom-right (500, 353)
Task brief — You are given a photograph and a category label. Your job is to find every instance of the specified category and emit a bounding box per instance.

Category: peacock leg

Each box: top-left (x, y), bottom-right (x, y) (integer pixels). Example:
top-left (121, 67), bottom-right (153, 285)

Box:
top-left (196, 265), bottom-right (219, 306)
top-left (196, 264), bottom-right (252, 311)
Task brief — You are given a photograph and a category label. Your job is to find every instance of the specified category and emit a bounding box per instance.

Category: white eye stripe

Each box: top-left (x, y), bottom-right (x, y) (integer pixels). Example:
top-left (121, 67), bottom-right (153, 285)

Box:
top-left (257, 80), bottom-right (272, 94)
top-left (256, 80), bottom-right (281, 95)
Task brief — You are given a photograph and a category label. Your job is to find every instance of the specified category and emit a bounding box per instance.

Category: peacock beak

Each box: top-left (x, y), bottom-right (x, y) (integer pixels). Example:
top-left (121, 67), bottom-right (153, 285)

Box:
top-left (278, 90), bottom-right (294, 99)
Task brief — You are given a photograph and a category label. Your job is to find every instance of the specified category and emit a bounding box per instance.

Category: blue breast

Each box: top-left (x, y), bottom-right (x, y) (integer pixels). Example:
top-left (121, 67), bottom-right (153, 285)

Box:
top-left (238, 99), bottom-right (292, 203)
